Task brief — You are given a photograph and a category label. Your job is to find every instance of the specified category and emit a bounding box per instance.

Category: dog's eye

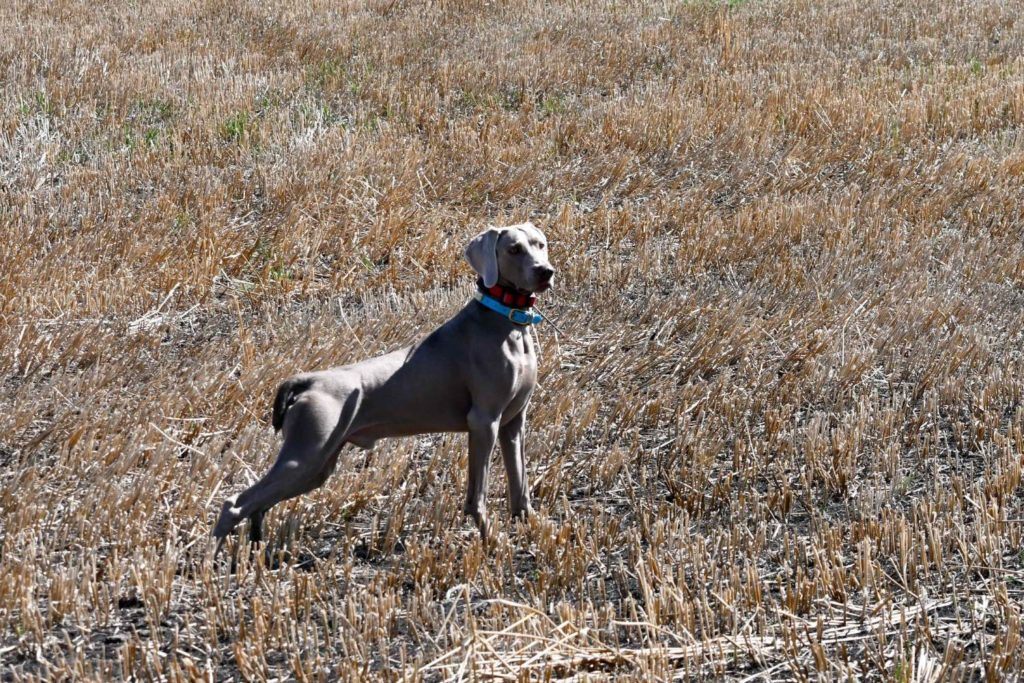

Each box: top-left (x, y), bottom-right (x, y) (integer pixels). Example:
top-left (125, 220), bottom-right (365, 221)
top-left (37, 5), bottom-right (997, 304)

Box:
top-left (509, 244), bottom-right (522, 255)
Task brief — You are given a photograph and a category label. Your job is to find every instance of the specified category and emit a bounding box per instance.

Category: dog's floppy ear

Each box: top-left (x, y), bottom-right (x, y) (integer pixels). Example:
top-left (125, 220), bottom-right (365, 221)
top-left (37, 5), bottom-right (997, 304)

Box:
top-left (464, 227), bottom-right (503, 287)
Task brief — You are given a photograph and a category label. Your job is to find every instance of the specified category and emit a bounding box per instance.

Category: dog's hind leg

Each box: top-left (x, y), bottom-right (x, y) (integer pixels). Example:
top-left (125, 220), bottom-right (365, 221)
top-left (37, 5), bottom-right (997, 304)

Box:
top-left (248, 509), bottom-right (266, 542)
top-left (214, 388), bottom-right (360, 540)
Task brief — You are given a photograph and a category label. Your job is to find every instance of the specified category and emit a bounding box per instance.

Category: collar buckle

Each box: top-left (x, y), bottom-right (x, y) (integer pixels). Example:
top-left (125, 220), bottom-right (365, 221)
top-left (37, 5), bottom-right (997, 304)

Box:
top-left (508, 308), bottom-right (532, 325)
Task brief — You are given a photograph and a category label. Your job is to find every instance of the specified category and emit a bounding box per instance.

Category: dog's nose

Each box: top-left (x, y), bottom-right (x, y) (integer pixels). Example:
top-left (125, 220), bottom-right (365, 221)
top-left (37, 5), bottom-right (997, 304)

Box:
top-left (535, 265), bottom-right (554, 281)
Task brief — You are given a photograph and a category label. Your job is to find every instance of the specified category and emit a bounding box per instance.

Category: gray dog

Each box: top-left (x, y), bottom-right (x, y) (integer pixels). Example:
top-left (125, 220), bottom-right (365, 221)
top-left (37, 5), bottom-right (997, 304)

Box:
top-left (212, 222), bottom-right (554, 545)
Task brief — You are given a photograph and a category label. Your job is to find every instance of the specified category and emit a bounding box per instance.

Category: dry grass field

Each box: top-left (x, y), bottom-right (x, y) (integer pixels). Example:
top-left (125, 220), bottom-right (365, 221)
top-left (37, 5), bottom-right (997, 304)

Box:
top-left (2, 0), bottom-right (1024, 679)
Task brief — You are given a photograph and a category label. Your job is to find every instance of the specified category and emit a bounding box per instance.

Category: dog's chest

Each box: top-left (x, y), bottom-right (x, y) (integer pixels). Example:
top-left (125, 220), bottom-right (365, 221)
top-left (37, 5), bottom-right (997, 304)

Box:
top-left (504, 328), bottom-right (538, 403)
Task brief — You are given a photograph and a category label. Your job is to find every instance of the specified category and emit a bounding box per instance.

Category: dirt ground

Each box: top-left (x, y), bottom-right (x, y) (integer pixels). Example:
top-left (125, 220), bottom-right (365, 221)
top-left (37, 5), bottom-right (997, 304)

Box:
top-left (2, 0), bottom-right (1024, 679)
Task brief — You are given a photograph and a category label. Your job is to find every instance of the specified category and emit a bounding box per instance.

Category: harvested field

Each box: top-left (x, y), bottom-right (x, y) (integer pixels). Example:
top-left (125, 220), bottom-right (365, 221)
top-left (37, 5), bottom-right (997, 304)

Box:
top-left (3, 0), bottom-right (1024, 679)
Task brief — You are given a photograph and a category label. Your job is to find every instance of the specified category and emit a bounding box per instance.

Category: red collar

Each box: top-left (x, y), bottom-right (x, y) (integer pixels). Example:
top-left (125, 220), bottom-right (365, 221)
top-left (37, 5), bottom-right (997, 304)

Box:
top-left (479, 280), bottom-right (536, 308)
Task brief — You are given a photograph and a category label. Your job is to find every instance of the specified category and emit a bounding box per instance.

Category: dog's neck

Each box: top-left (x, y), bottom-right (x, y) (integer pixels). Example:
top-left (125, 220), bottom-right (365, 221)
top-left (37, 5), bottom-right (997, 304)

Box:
top-left (477, 278), bottom-right (540, 309)
top-left (478, 278), bottom-right (537, 308)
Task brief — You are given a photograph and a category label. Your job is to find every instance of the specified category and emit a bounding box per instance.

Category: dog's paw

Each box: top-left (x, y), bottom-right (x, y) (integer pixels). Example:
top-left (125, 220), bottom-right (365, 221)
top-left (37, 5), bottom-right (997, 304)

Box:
top-left (463, 508), bottom-right (490, 545)
top-left (510, 501), bottom-right (535, 521)
top-left (211, 497), bottom-right (243, 539)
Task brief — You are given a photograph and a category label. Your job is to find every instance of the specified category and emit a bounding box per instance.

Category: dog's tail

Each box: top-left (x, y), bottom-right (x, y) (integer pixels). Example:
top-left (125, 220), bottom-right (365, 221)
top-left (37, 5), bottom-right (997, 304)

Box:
top-left (271, 376), bottom-right (313, 432)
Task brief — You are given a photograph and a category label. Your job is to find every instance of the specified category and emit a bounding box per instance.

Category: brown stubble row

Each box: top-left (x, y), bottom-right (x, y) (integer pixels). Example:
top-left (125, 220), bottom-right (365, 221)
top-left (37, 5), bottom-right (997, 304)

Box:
top-left (2, 0), bottom-right (1024, 679)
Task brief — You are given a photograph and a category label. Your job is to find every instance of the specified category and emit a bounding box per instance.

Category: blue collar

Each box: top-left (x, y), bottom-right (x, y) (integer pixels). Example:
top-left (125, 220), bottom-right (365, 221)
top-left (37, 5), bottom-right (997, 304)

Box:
top-left (473, 291), bottom-right (544, 326)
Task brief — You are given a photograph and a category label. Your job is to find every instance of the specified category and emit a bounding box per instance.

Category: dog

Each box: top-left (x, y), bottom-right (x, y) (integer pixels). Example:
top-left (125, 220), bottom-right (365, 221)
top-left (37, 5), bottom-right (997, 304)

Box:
top-left (212, 222), bottom-right (554, 545)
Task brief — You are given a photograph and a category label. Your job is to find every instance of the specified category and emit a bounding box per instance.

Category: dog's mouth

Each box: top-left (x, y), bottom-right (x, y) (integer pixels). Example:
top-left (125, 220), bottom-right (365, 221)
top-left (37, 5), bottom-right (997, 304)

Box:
top-left (535, 279), bottom-right (553, 293)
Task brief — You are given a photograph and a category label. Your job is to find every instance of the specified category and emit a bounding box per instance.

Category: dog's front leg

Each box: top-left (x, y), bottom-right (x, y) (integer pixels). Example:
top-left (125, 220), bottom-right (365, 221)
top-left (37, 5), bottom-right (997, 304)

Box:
top-left (465, 407), bottom-right (500, 543)
top-left (499, 409), bottom-right (533, 520)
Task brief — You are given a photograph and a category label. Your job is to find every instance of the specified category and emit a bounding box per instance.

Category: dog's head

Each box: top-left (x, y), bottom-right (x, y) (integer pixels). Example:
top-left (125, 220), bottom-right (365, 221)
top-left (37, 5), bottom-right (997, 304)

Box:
top-left (464, 222), bottom-right (555, 293)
